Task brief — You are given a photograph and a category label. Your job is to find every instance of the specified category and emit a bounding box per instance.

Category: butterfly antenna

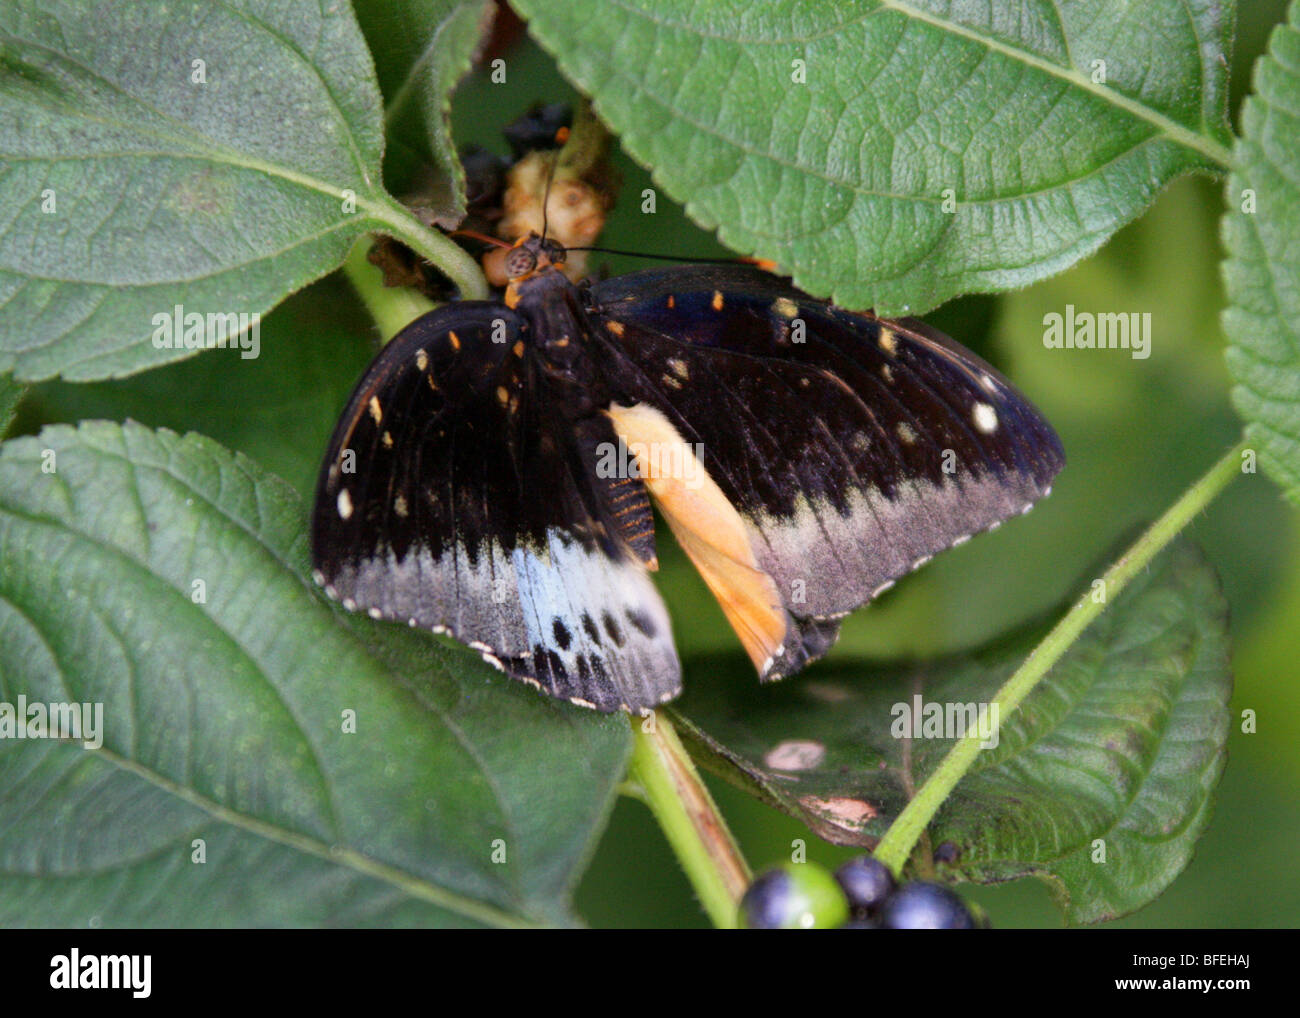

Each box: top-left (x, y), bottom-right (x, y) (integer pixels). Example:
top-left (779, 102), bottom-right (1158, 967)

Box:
top-left (450, 228), bottom-right (513, 250)
top-left (540, 151), bottom-right (559, 243)
top-left (568, 245), bottom-right (774, 268)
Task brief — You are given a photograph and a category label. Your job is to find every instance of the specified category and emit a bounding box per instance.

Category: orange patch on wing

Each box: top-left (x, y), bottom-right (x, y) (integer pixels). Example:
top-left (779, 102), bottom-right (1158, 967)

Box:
top-left (605, 402), bottom-right (788, 673)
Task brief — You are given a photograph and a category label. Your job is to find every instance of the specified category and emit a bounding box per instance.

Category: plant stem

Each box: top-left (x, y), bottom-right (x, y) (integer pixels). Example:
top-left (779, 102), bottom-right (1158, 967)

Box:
top-left (872, 437), bottom-right (1250, 874)
top-left (625, 711), bottom-right (752, 928)
top-left (341, 236), bottom-right (438, 342)
top-left (365, 195), bottom-right (490, 302)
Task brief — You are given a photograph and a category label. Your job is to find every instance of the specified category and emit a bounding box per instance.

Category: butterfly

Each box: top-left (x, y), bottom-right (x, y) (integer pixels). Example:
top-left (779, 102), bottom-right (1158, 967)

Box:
top-left (312, 235), bottom-right (1064, 713)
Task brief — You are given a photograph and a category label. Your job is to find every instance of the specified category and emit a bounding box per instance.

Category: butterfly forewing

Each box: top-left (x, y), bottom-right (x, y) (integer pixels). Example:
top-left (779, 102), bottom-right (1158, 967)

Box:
top-left (311, 305), bottom-right (681, 712)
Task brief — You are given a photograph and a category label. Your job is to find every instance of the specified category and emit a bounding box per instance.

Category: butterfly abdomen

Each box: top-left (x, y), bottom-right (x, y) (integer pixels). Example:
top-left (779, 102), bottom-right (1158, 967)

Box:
top-left (568, 414), bottom-right (659, 568)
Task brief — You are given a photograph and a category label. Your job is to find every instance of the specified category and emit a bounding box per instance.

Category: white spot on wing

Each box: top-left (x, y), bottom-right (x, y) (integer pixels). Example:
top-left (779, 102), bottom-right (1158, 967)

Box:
top-left (972, 401), bottom-right (999, 433)
top-left (337, 489), bottom-right (353, 520)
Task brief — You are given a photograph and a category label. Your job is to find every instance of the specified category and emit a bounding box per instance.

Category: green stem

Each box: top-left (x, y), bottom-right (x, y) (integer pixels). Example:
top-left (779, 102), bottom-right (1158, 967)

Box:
top-left (365, 195), bottom-right (489, 302)
top-left (342, 236), bottom-right (437, 342)
top-left (626, 711), bottom-right (752, 928)
top-left (873, 437), bottom-right (1250, 874)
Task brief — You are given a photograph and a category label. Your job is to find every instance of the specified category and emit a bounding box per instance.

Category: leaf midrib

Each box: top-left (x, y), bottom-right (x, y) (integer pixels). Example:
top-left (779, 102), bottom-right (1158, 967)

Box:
top-left (594, 0), bottom-right (1232, 169)
top-left (0, 32), bottom-right (419, 261)
top-left (876, 0), bottom-right (1231, 167)
top-left (596, 58), bottom-right (1200, 213)
top-left (85, 741), bottom-right (542, 928)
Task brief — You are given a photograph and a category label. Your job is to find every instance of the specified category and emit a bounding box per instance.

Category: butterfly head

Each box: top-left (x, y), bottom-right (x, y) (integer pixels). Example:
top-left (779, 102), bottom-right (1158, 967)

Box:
top-left (503, 233), bottom-right (568, 308)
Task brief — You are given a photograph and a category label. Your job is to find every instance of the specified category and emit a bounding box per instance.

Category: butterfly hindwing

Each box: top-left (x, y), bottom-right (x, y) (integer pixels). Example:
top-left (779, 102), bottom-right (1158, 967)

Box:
top-left (311, 305), bottom-right (680, 712)
top-left (586, 265), bottom-right (1064, 680)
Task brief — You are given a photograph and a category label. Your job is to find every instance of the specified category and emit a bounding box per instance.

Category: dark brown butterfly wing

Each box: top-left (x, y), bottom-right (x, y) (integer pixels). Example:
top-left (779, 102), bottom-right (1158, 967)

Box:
top-left (311, 304), bottom-right (680, 712)
top-left (585, 265), bottom-right (1064, 680)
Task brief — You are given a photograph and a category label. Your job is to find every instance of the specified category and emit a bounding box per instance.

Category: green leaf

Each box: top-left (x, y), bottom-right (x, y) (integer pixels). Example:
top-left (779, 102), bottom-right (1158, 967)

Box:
top-left (0, 0), bottom-right (421, 381)
top-left (1224, 1), bottom-right (1300, 502)
top-left (0, 421), bottom-right (629, 927)
top-left (0, 373), bottom-right (22, 437)
top-left (355, 0), bottom-right (493, 218)
top-left (20, 277), bottom-right (377, 500)
top-left (513, 0), bottom-right (1234, 314)
top-left (672, 540), bottom-right (1231, 924)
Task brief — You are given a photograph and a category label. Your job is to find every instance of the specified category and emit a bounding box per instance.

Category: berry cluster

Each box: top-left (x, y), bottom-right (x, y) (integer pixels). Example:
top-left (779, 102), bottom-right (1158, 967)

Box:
top-left (738, 855), bottom-right (986, 929)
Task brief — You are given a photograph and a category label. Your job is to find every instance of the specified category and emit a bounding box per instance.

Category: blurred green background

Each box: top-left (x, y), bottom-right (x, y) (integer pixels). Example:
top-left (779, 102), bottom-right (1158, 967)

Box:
top-left (13, 1), bottom-right (1299, 927)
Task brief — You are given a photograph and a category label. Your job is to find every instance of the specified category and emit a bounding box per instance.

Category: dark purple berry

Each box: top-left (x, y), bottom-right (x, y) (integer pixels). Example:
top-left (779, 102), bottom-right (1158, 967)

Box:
top-left (738, 864), bottom-right (850, 929)
top-left (739, 870), bottom-right (794, 930)
top-left (833, 856), bottom-right (896, 916)
top-left (878, 881), bottom-right (978, 929)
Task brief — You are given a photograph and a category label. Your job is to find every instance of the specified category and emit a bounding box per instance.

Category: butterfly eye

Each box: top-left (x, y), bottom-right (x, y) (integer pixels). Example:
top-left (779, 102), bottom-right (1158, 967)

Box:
top-left (543, 239), bottom-right (567, 265)
top-left (505, 246), bottom-right (538, 278)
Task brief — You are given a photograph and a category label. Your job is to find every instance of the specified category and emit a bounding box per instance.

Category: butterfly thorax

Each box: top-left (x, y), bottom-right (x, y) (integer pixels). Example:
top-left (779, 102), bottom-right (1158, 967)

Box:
top-left (509, 258), bottom-right (611, 416)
